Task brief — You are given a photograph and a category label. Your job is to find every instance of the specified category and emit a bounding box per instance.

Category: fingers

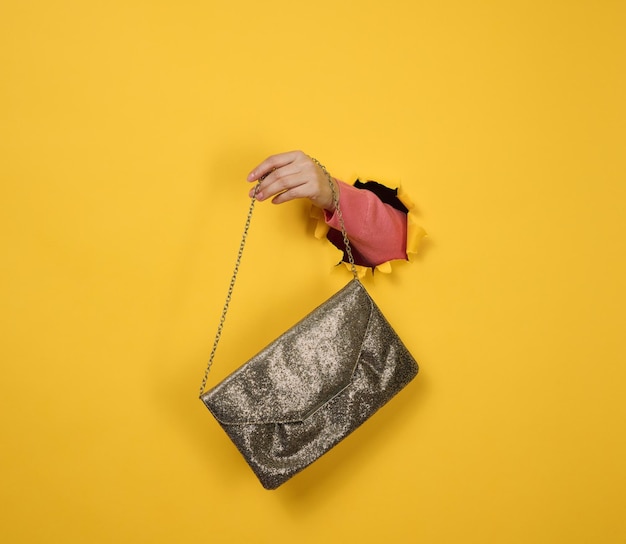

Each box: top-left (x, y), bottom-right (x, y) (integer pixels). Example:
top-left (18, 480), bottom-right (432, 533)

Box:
top-left (246, 150), bottom-right (305, 182)
top-left (250, 162), bottom-right (303, 201)
top-left (269, 184), bottom-right (313, 205)
top-left (259, 169), bottom-right (335, 211)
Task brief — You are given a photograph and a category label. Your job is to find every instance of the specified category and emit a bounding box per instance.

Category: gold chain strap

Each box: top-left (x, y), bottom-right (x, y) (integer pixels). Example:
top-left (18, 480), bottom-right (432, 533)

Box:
top-left (309, 157), bottom-right (359, 280)
top-left (198, 183), bottom-right (260, 397)
top-left (199, 160), bottom-right (359, 396)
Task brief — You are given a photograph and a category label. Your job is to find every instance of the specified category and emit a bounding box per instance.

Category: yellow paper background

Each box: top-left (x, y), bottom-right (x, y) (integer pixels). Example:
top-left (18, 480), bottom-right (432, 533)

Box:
top-left (1, 1), bottom-right (625, 542)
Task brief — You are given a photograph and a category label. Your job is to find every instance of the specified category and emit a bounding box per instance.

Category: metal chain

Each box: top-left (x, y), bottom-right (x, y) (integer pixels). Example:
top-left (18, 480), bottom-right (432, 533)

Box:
top-left (310, 157), bottom-right (359, 280)
top-left (199, 159), bottom-right (359, 396)
top-left (199, 183), bottom-right (260, 397)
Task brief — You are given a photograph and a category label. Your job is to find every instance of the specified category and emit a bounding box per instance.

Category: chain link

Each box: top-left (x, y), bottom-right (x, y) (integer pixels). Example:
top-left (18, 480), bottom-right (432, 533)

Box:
top-left (199, 160), bottom-right (359, 396)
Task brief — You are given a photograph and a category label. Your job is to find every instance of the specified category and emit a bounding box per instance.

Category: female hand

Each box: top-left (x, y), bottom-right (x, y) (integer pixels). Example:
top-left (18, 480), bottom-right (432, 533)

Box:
top-left (247, 150), bottom-right (336, 212)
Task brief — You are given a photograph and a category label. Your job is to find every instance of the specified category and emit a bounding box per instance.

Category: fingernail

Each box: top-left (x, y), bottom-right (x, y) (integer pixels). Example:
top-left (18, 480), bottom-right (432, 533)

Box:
top-left (247, 172), bottom-right (255, 182)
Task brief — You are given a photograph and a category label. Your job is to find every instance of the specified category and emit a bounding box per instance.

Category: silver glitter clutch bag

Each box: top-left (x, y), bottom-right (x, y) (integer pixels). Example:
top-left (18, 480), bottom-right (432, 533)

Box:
top-left (199, 161), bottom-right (419, 490)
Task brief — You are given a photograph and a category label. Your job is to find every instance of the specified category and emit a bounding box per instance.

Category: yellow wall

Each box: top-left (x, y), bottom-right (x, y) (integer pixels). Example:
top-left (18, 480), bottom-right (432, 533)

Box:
top-left (1, 1), bottom-right (625, 542)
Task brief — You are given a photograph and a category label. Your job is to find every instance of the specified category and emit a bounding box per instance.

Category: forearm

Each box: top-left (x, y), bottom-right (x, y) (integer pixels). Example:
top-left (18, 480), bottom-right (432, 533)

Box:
top-left (324, 181), bottom-right (407, 267)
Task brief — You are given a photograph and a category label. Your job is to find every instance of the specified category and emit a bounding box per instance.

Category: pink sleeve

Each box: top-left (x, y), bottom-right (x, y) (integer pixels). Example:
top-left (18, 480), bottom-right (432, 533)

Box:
top-left (324, 180), bottom-right (407, 267)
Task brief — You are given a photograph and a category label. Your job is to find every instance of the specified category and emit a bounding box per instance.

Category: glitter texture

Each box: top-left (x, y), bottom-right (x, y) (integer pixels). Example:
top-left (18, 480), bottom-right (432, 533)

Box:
top-left (201, 279), bottom-right (419, 490)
